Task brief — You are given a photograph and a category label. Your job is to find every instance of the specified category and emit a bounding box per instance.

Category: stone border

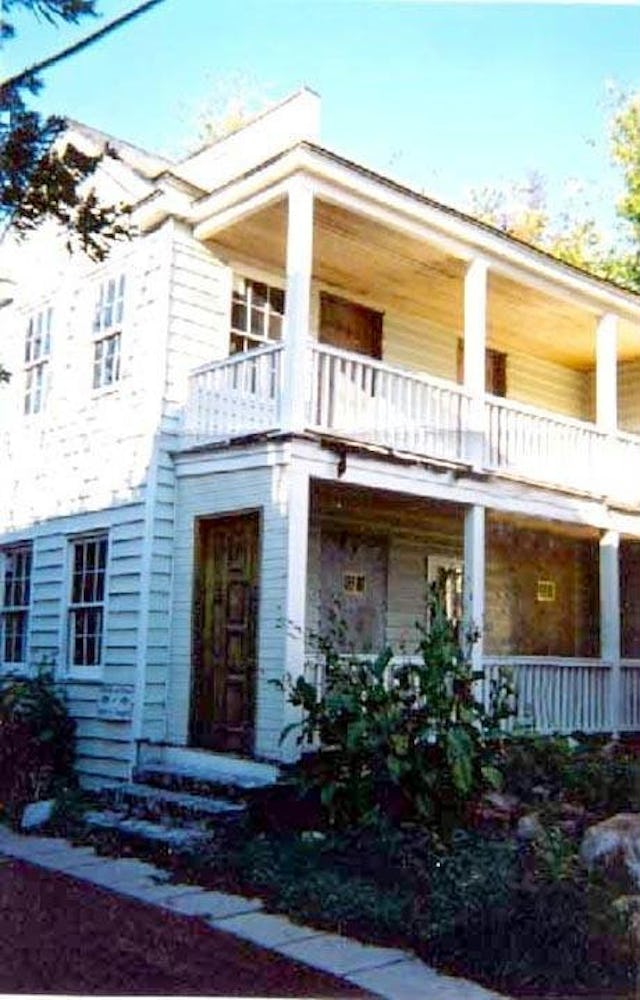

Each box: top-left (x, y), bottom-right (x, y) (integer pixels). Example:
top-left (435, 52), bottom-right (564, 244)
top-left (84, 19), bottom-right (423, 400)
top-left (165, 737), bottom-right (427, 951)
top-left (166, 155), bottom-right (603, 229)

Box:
top-left (0, 826), bottom-right (508, 999)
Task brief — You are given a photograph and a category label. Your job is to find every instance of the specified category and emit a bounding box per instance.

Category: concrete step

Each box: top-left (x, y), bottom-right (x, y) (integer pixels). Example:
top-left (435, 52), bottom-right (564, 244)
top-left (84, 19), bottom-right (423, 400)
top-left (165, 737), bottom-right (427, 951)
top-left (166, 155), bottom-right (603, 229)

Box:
top-left (84, 809), bottom-right (212, 852)
top-left (98, 782), bottom-right (247, 824)
top-left (134, 763), bottom-right (275, 802)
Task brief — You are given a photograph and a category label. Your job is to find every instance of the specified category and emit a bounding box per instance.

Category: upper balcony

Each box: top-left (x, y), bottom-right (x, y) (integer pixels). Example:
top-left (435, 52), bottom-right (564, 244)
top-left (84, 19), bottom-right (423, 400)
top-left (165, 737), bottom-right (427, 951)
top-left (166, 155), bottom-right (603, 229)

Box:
top-left (179, 148), bottom-right (640, 507)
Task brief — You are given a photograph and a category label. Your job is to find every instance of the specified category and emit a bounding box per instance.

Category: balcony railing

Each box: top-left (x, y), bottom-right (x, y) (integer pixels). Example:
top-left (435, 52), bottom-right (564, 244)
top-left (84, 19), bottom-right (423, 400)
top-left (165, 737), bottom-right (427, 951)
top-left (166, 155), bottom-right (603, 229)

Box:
top-left (181, 341), bottom-right (640, 505)
top-left (182, 344), bottom-right (283, 448)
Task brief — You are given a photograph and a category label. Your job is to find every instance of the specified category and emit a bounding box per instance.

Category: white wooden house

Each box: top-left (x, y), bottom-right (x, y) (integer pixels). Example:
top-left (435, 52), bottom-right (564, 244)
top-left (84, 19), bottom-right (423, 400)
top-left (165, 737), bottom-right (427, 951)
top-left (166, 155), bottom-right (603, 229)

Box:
top-left (2, 90), bottom-right (640, 787)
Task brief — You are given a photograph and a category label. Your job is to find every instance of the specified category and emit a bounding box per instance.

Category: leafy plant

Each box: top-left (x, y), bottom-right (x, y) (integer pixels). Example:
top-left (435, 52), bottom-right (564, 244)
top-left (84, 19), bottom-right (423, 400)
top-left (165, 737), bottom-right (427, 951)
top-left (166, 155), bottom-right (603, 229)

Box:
top-left (279, 581), bottom-right (515, 832)
top-left (0, 660), bottom-right (76, 825)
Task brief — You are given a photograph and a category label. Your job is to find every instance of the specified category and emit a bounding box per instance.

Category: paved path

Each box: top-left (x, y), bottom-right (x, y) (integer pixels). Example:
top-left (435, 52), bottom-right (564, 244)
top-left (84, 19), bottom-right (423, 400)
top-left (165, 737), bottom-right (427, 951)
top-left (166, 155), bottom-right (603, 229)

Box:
top-left (0, 825), bottom-right (508, 998)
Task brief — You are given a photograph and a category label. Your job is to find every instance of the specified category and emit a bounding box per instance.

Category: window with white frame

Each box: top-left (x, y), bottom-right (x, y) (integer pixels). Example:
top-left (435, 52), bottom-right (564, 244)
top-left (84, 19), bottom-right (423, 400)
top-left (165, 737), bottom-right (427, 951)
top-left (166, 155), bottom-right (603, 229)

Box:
top-left (24, 307), bottom-right (52, 414)
top-left (92, 275), bottom-right (125, 389)
top-left (68, 535), bottom-right (108, 667)
top-left (1, 544), bottom-right (32, 666)
top-left (230, 277), bottom-right (285, 353)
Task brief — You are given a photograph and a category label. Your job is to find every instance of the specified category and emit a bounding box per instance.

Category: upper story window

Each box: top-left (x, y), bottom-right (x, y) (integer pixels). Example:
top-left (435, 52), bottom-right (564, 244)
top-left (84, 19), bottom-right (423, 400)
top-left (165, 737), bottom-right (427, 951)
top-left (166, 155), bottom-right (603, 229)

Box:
top-left (68, 534), bottom-right (108, 668)
top-left (1, 544), bottom-right (32, 666)
top-left (230, 278), bottom-right (285, 354)
top-left (24, 307), bottom-right (52, 415)
top-left (92, 275), bottom-right (125, 389)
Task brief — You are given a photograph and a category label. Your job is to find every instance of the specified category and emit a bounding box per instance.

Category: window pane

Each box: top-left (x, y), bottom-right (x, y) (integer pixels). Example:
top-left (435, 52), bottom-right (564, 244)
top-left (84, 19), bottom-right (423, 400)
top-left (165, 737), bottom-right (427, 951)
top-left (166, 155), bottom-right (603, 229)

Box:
top-left (231, 299), bottom-right (247, 331)
top-left (252, 282), bottom-right (267, 307)
top-left (270, 287), bottom-right (285, 315)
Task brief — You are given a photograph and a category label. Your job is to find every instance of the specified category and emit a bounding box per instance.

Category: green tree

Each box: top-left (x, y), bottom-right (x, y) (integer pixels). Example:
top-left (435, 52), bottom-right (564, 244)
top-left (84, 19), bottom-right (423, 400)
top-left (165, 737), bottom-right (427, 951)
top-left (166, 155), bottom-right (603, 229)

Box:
top-left (0, 2), bottom-right (131, 260)
top-left (467, 91), bottom-right (640, 293)
top-left (1, 1), bottom-right (161, 381)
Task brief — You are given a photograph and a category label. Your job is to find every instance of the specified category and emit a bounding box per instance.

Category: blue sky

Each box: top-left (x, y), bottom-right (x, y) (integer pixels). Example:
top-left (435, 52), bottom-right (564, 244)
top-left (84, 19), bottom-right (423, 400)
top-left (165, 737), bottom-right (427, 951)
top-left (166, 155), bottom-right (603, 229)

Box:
top-left (4, 2), bottom-right (640, 230)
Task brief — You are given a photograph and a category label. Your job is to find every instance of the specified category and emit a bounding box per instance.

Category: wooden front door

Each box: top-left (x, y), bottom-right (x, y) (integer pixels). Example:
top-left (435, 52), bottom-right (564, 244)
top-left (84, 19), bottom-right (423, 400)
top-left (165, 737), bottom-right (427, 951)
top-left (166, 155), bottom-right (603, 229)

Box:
top-left (191, 512), bottom-right (260, 754)
top-left (319, 292), bottom-right (383, 358)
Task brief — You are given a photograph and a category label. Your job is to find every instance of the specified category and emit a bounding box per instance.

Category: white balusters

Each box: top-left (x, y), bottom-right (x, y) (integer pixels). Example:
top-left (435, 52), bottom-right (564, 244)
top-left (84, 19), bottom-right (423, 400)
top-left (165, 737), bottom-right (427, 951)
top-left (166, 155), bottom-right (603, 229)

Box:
top-left (308, 343), bottom-right (471, 464)
top-left (182, 344), bottom-right (283, 447)
top-left (483, 657), bottom-right (611, 734)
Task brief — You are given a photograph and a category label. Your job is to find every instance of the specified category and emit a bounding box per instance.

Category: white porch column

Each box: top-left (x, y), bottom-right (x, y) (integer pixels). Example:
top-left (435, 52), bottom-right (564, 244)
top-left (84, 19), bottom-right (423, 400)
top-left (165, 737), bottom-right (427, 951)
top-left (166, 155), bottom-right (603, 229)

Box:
top-left (596, 312), bottom-right (618, 432)
top-left (280, 464), bottom-right (311, 762)
top-left (463, 504), bottom-right (485, 679)
top-left (600, 529), bottom-right (621, 735)
top-left (281, 177), bottom-right (314, 434)
top-left (464, 257), bottom-right (488, 468)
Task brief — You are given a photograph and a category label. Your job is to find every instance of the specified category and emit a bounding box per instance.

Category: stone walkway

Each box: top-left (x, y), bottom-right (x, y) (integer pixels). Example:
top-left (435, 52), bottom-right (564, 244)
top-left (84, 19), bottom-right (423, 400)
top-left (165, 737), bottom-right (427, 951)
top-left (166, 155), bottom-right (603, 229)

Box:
top-left (0, 825), bottom-right (508, 998)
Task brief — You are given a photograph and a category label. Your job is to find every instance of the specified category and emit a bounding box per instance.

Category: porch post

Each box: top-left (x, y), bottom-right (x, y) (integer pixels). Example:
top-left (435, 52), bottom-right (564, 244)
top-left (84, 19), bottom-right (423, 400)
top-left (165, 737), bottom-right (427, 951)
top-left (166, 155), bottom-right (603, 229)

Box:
top-left (281, 176), bottom-right (314, 434)
top-left (600, 529), bottom-right (621, 736)
top-left (463, 257), bottom-right (488, 468)
top-left (281, 463), bottom-right (311, 762)
top-left (595, 312), bottom-right (618, 432)
top-left (463, 504), bottom-right (485, 683)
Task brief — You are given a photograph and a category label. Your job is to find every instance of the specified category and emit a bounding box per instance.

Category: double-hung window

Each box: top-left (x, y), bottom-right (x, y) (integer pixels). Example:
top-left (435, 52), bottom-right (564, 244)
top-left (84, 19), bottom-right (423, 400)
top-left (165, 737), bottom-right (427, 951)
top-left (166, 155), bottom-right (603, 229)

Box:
top-left (68, 535), bottom-right (108, 668)
top-left (24, 307), bottom-right (52, 414)
top-left (92, 275), bottom-right (125, 389)
top-left (1, 544), bottom-right (32, 667)
top-left (230, 277), bottom-right (285, 353)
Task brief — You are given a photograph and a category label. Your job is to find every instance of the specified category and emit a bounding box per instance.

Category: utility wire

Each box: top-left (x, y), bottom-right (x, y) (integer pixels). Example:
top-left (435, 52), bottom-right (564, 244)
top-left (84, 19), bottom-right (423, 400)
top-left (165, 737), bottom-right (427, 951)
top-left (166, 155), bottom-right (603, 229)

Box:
top-left (1, 0), bottom-right (166, 90)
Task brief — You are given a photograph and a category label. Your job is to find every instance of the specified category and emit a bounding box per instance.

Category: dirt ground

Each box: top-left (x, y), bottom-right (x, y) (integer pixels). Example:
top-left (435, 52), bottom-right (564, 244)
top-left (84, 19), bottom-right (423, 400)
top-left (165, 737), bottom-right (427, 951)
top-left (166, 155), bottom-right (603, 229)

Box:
top-left (0, 857), bottom-right (370, 996)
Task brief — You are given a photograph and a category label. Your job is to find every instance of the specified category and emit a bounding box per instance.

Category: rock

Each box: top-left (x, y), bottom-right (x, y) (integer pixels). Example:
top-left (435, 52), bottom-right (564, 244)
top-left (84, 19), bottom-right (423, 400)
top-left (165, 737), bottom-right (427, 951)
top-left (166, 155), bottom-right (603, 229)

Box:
top-left (531, 784), bottom-right (552, 803)
top-left (516, 812), bottom-right (544, 842)
top-left (483, 791), bottom-right (520, 815)
top-left (580, 813), bottom-right (640, 890)
top-left (21, 799), bottom-right (55, 831)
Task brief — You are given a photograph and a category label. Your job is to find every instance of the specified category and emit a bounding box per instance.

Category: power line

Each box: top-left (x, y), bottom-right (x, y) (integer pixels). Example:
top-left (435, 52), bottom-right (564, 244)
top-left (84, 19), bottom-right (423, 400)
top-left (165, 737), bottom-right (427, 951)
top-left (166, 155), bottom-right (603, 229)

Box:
top-left (1, 0), bottom-right (166, 91)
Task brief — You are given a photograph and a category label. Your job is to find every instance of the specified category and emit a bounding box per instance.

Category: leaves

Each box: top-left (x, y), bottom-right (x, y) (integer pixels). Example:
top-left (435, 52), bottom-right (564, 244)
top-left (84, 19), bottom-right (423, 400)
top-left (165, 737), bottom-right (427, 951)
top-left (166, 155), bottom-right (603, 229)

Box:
top-left (280, 578), bottom-right (515, 832)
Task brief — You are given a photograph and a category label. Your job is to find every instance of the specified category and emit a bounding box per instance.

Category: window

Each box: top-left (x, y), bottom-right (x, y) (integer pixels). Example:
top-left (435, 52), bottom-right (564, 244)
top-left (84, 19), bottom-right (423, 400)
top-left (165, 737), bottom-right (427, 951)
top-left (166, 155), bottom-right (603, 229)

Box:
top-left (92, 275), bottom-right (125, 388)
top-left (1, 544), bottom-right (32, 665)
top-left (68, 535), bottom-right (108, 667)
top-left (24, 307), bottom-right (52, 414)
top-left (457, 341), bottom-right (507, 397)
top-left (230, 277), bottom-right (285, 353)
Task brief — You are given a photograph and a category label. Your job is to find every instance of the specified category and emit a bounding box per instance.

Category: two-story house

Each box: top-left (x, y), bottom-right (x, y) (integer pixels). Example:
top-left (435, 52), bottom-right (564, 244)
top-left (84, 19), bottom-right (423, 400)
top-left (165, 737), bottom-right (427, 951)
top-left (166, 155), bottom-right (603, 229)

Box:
top-left (2, 90), bottom-right (640, 789)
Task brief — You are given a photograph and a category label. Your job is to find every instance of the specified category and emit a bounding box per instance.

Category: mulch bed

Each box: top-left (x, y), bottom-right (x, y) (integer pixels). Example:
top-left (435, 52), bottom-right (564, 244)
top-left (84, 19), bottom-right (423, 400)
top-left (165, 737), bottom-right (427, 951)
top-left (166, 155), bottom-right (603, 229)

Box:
top-left (0, 857), bottom-right (370, 996)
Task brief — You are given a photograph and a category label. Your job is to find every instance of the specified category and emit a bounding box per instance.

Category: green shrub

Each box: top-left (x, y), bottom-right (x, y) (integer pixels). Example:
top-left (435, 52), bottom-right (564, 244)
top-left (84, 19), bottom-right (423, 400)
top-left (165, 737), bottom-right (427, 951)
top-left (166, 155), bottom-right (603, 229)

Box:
top-left (500, 732), bottom-right (640, 813)
top-left (0, 663), bottom-right (76, 825)
top-left (280, 585), bottom-right (515, 832)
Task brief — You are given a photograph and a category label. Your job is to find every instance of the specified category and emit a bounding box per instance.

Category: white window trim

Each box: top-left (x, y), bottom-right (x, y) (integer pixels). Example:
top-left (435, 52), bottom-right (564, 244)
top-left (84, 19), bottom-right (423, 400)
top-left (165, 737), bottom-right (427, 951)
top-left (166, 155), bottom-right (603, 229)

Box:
top-left (91, 274), bottom-right (125, 392)
top-left (64, 531), bottom-right (110, 679)
top-left (230, 273), bottom-right (286, 354)
top-left (24, 305), bottom-right (53, 416)
top-left (0, 543), bottom-right (33, 673)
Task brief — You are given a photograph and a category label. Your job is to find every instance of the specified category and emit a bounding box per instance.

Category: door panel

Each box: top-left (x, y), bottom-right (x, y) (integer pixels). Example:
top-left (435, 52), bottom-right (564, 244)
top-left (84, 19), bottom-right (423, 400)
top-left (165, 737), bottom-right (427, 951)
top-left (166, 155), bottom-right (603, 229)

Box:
top-left (319, 293), bottom-right (383, 358)
top-left (191, 512), bottom-right (259, 754)
top-left (319, 533), bottom-right (388, 652)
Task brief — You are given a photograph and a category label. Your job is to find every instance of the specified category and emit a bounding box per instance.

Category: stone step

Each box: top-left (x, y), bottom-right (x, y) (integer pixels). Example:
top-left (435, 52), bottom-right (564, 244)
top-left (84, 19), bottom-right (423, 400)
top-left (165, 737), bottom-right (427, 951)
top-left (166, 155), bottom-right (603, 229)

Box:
top-left (84, 809), bottom-right (213, 852)
top-left (134, 763), bottom-right (275, 802)
top-left (98, 782), bottom-right (247, 825)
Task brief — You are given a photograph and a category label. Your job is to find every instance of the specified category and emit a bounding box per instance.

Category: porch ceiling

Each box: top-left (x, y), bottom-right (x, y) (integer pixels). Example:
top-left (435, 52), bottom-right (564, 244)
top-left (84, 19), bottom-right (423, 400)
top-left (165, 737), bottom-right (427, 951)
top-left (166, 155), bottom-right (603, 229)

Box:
top-left (207, 197), bottom-right (640, 370)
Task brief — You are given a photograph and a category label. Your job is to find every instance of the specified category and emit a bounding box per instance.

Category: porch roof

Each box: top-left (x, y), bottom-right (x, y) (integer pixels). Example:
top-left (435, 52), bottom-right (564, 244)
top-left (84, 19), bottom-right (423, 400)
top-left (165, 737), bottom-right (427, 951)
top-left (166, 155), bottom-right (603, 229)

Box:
top-left (192, 148), bottom-right (640, 368)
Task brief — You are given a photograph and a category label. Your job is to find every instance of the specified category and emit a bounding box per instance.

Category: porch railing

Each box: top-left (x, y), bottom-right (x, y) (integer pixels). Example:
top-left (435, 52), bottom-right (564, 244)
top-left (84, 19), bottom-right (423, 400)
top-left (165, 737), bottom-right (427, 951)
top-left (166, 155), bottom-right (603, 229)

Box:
top-left (621, 659), bottom-right (640, 731)
top-left (182, 343), bottom-right (284, 447)
top-left (483, 656), bottom-right (611, 734)
top-left (305, 653), bottom-right (626, 736)
top-left (307, 343), bottom-right (472, 464)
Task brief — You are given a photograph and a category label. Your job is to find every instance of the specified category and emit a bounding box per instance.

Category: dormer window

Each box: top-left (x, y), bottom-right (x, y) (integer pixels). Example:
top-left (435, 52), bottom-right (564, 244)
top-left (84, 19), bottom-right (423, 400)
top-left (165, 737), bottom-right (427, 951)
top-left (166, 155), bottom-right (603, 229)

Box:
top-left (230, 277), bottom-right (285, 354)
top-left (24, 307), bottom-right (52, 414)
top-left (93, 274), bottom-right (125, 389)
